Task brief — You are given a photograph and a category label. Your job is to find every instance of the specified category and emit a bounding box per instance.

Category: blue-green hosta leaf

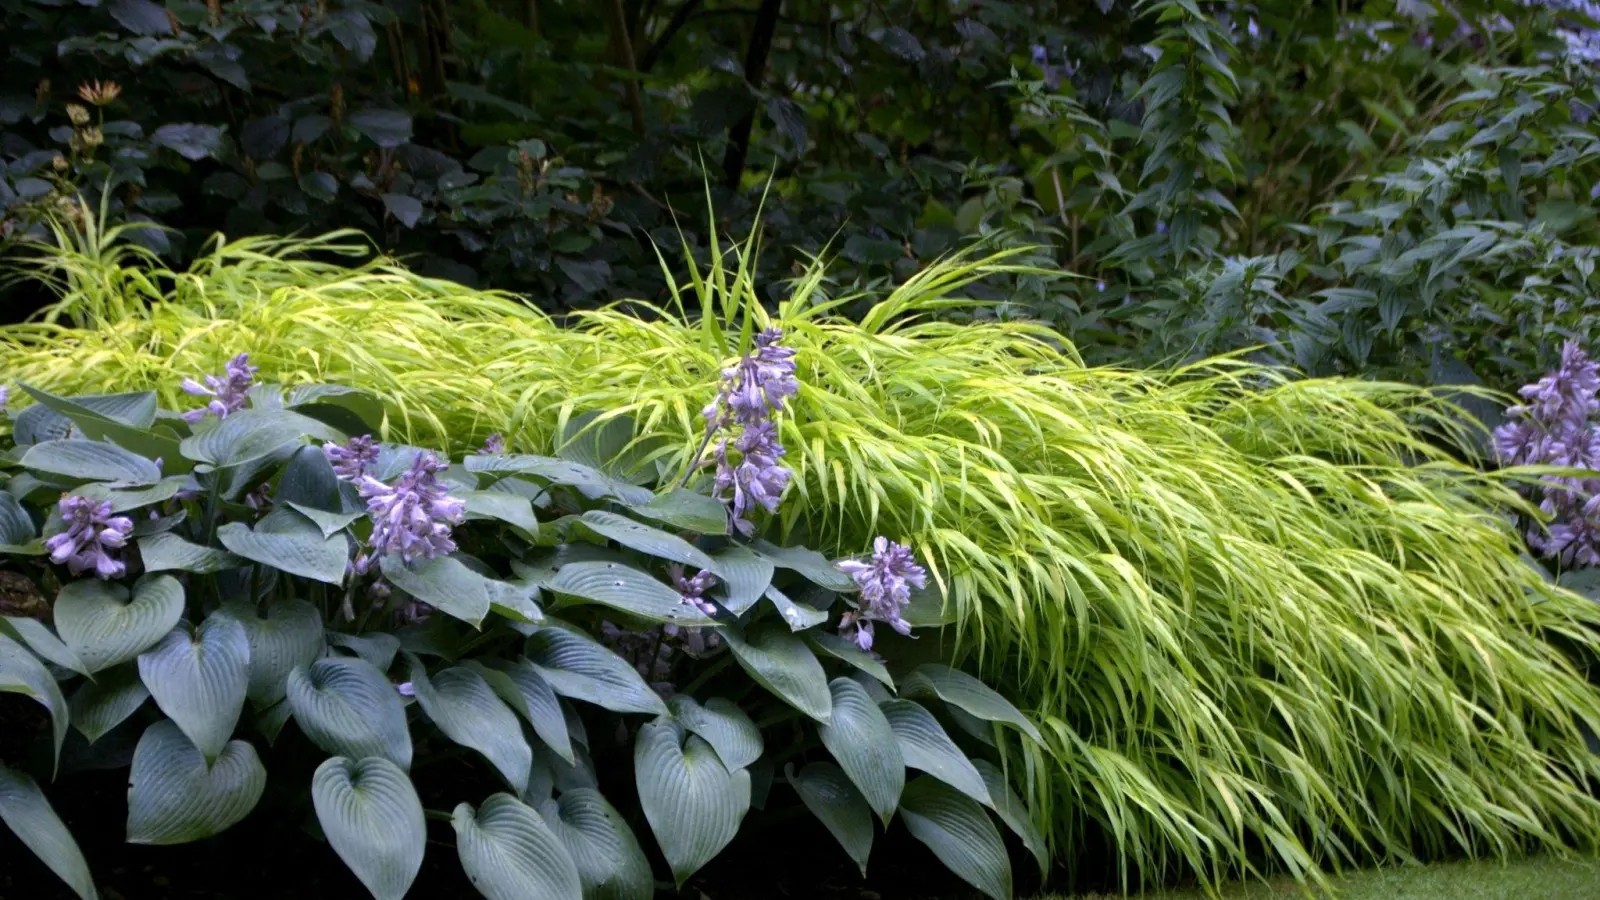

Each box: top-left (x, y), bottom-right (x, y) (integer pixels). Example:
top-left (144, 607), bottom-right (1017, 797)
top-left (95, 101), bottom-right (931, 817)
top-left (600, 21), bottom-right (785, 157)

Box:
top-left (0, 764), bottom-right (98, 900)
top-left (73, 477), bottom-right (187, 513)
top-left (312, 756), bottom-right (425, 900)
top-left (22, 439), bottom-right (162, 485)
top-left (407, 655), bottom-right (531, 793)
top-left (578, 510), bottom-right (718, 571)
top-left (217, 599), bottom-right (324, 708)
top-left (709, 544), bottom-right (772, 614)
top-left (452, 794), bottom-right (583, 900)
top-left (255, 698), bottom-right (293, 745)
top-left (722, 623), bottom-right (832, 723)
top-left (973, 759), bottom-right (1047, 877)
top-left (287, 385), bottom-right (386, 435)
top-left (524, 625), bottom-right (667, 716)
top-left (283, 502), bottom-right (364, 538)
top-left (276, 444), bottom-right (350, 512)
top-left (178, 408), bottom-right (343, 468)
top-left (218, 508), bottom-right (349, 586)
top-left (818, 677), bottom-right (904, 825)
top-left (13, 402), bottom-right (72, 446)
top-left (475, 660), bottom-right (573, 765)
top-left (55, 575), bottom-right (184, 675)
top-left (788, 762), bottom-right (874, 877)
top-left (287, 657), bottom-right (412, 769)
top-left (136, 616), bottom-right (250, 762)
top-left (900, 664), bottom-right (1042, 743)
top-left (634, 720), bottom-right (751, 887)
top-left (899, 777), bottom-right (1012, 900)
top-left (137, 532), bottom-right (245, 574)
top-left (125, 720), bottom-right (266, 845)
top-left (806, 631), bottom-right (894, 689)
top-left (668, 695), bottom-right (762, 770)
top-left (68, 663), bottom-right (148, 744)
top-left (627, 488), bottom-right (727, 535)
top-left (751, 539), bottom-right (854, 591)
top-left (0, 491), bottom-right (36, 545)
top-left (326, 631), bottom-right (401, 672)
top-left (380, 554), bottom-right (539, 628)
top-left (20, 385), bottom-right (181, 470)
top-left (22, 386), bottom-right (157, 428)
top-left (465, 453), bottom-right (651, 504)
top-left (880, 700), bottom-right (989, 807)
top-left (0, 616), bottom-right (87, 676)
top-left (763, 584), bottom-right (828, 631)
top-left (544, 560), bottom-right (713, 626)
top-left (460, 490), bottom-right (539, 535)
top-left (536, 788), bottom-right (654, 900)
top-left (0, 633), bottom-right (69, 771)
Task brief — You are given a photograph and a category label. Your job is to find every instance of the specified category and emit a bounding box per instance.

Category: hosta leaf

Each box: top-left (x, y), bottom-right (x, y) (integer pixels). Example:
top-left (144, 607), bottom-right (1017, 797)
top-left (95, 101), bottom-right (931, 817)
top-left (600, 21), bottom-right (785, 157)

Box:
top-left (218, 599), bottom-right (324, 708)
top-left (255, 699), bottom-right (293, 745)
top-left (326, 631), bottom-right (401, 672)
top-left (634, 720), bottom-right (751, 887)
top-left (899, 777), bottom-right (1012, 900)
top-left (544, 560), bottom-right (713, 626)
top-left (68, 663), bottom-right (148, 744)
top-left (219, 509), bottom-right (349, 586)
top-left (283, 502), bottom-right (364, 538)
top-left (806, 631), bottom-right (894, 689)
top-left (0, 491), bottom-right (36, 545)
top-left (288, 384), bottom-right (386, 435)
top-left (407, 655), bottom-right (531, 793)
top-left (0, 633), bottom-right (69, 771)
top-left (0, 765), bottom-right (98, 900)
top-left (525, 625), bottom-right (667, 716)
top-left (138, 532), bottom-right (245, 574)
top-left (818, 677), bottom-right (904, 825)
top-left (55, 575), bottom-right (184, 675)
top-left (125, 720), bottom-right (266, 845)
top-left (880, 700), bottom-right (989, 807)
top-left (763, 584), bottom-right (828, 631)
top-left (465, 453), bottom-right (651, 504)
top-left (19, 385), bottom-right (156, 429)
top-left (974, 759), bottom-right (1047, 877)
top-left (668, 695), bottom-right (762, 770)
top-left (179, 408), bottom-right (342, 468)
top-left (901, 664), bottom-right (1042, 743)
top-left (381, 554), bottom-right (539, 628)
top-left (452, 794), bottom-right (583, 900)
top-left (627, 488), bottom-right (727, 535)
top-left (136, 616), bottom-right (250, 762)
top-left (789, 762), bottom-right (874, 877)
top-left (477, 659), bottom-right (573, 765)
top-left (722, 623), bottom-right (831, 723)
top-left (275, 444), bottom-right (348, 512)
top-left (751, 539), bottom-right (854, 591)
top-left (537, 788), bottom-right (654, 900)
top-left (579, 510), bottom-right (717, 571)
top-left (709, 544), bottom-right (773, 614)
top-left (22, 439), bottom-right (161, 485)
top-left (0, 616), bottom-right (87, 676)
top-left (312, 756), bottom-right (425, 900)
top-left (287, 657), bottom-right (412, 769)
top-left (460, 490), bottom-right (539, 534)
top-left (73, 478), bottom-right (187, 514)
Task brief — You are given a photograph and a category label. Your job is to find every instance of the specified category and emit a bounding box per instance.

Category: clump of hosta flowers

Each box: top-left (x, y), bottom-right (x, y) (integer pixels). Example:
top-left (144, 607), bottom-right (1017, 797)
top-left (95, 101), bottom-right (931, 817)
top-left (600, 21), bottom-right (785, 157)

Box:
top-left (837, 536), bottom-right (927, 652)
top-left (325, 434), bottom-right (380, 480)
top-left (701, 327), bottom-right (800, 535)
top-left (45, 496), bottom-right (133, 579)
top-left (599, 621), bottom-right (721, 699)
top-left (351, 450), bottom-right (465, 574)
top-left (1494, 340), bottom-right (1600, 566)
top-left (180, 352), bottom-right (257, 422)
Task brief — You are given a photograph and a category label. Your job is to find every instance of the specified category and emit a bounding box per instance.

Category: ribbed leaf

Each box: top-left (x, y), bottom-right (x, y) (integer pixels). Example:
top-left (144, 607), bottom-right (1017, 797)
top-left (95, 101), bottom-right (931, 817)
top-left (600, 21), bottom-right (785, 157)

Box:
top-left (722, 623), bottom-right (832, 723)
top-left (20, 385), bottom-right (172, 465)
top-left (381, 553), bottom-right (540, 628)
top-left (818, 677), bottom-right (904, 825)
top-left (286, 657), bottom-right (412, 769)
top-left (137, 532), bottom-right (245, 574)
top-left (74, 478), bottom-right (186, 514)
top-left (218, 599), bottom-right (325, 708)
top-left (283, 502), bottom-right (364, 538)
top-left (408, 655), bottom-right (531, 793)
top-left (452, 794), bottom-right (584, 900)
top-left (326, 631), bottom-right (401, 672)
top-left (627, 488), bottom-right (727, 535)
top-left (255, 698), bottom-right (293, 745)
top-left (708, 544), bottom-right (772, 614)
top-left (465, 453), bottom-right (651, 504)
top-left (68, 663), bottom-right (148, 744)
top-left (478, 659), bottom-right (574, 765)
top-left (545, 560), bottom-right (713, 626)
top-left (973, 759), bottom-right (1047, 877)
top-left (125, 720), bottom-right (266, 845)
top-left (537, 788), bottom-right (654, 900)
top-left (136, 616), bottom-right (250, 762)
top-left (579, 510), bottom-right (717, 572)
top-left (0, 616), bottom-right (87, 676)
top-left (763, 584), bottom-right (827, 631)
top-left (275, 444), bottom-right (347, 512)
top-left (22, 439), bottom-right (161, 485)
top-left (312, 756), bottom-right (425, 900)
top-left (880, 700), bottom-right (990, 806)
top-left (901, 664), bottom-right (1042, 743)
top-left (218, 508), bottom-right (349, 586)
top-left (634, 720), bottom-right (751, 887)
top-left (0, 633), bottom-right (69, 771)
top-left (54, 575), bottom-right (184, 674)
top-left (0, 764), bottom-right (98, 900)
top-left (525, 625), bottom-right (667, 716)
top-left (789, 762), bottom-right (874, 877)
top-left (751, 539), bottom-right (854, 591)
top-left (178, 408), bottom-right (342, 468)
top-left (806, 631), bottom-right (894, 689)
top-left (0, 491), bottom-right (36, 544)
top-left (668, 695), bottom-right (762, 770)
top-left (460, 490), bottom-right (540, 534)
top-left (899, 777), bottom-right (1012, 900)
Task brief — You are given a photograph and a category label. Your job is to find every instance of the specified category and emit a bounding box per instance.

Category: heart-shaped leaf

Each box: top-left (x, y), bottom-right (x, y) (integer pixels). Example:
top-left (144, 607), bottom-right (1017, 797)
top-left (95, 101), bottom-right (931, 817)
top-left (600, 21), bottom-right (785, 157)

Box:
top-left (722, 623), bottom-right (831, 723)
top-left (0, 491), bottom-right (36, 545)
top-left (901, 664), bottom-right (1042, 743)
top-left (460, 490), bottom-right (539, 534)
top-left (818, 677), bottom-right (904, 825)
top-left (789, 762), bottom-right (874, 877)
top-left (525, 625), bottom-right (667, 716)
top-left (407, 655), bottom-right (530, 793)
top-left (627, 488), bottom-right (727, 535)
top-left (898, 777), bottom-right (1012, 900)
top-left (74, 478), bottom-right (186, 513)
top-left (452, 794), bottom-right (583, 900)
top-left (536, 788), bottom-right (654, 900)
top-left (55, 576), bottom-right (184, 674)
top-left (275, 444), bottom-right (349, 511)
top-left (668, 695), bottom-right (762, 770)
top-left (312, 756), bottom-right (426, 900)
top-left (763, 584), bottom-right (828, 631)
top-left (179, 408), bottom-right (342, 469)
top-left (579, 510), bottom-right (718, 570)
top-left (68, 663), bottom-right (148, 744)
top-left (806, 631), bottom-right (894, 689)
top-left (125, 720), bottom-right (266, 845)
top-left (0, 765), bottom-right (98, 900)
top-left (218, 599), bottom-right (324, 708)
top-left (138, 533), bottom-right (245, 574)
top-left (751, 539), bottom-right (854, 591)
top-left (287, 657), bottom-right (412, 769)
top-left (880, 700), bottom-right (989, 807)
top-left (284, 503), bottom-right (365, 538)
top-left (137, 615), bottom-right (250, 762)
top-left (476, 660), bottom-right (573, 765)
top-left (634, 720), bottom-right (751, 887)
top-left (973, 759), bottom-right (1047, 877)
top-left (219, 508), bottom-right (349, 585)
top-left (0, 633), bottom-right (69, 771)
top-left (708, 545), bottom-right (773, 614)
top-left (326, 632), bottom-right (401, 672)
top-left (22, 439), bottom-right (161, 485)
top-left (0, 616), bottom-right (87, 676)
top-left (381, 554), bottom-right (538, 628)
top-left (544, 560), bottom-right (713, 626)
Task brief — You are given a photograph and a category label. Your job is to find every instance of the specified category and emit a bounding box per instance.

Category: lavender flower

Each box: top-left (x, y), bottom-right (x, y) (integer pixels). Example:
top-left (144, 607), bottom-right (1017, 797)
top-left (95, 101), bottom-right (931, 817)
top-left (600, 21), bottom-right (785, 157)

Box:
top-left (244, 482), bottom-right (273, 512)
top-left (396, 682), bottom-right (415, 698)
top-left (700, 327), bottom-right (799, 535)
top-left (837, 537), bottom-right (927, 652)
top-left (44, 496), bottom-right (134, 579)
top-left (352, 450), bottom-right (465, 574)
top-left (478, 433), bottom-right (506, 455)
top-left (325, 434), bottom-right (380, 481)
top-left (181, 353), bottom-right (258, 423)
top-left (673, 565), bottom-right (719, 616)
top-left (702, 327), bottom-right (800, 431)
top-left (713, 421), bottom-right (793, 535)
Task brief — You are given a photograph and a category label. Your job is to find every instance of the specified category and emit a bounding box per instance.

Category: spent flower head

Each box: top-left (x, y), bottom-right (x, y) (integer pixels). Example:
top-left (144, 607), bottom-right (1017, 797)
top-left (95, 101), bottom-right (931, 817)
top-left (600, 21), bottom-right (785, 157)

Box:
top-left (45, 496), bottom-right (133, 579)
top-left (837, 537), bottom-right (927, 652)
top-left (353, 450), bottom-right (465, 573)
top-left (672, 565), bottom-right (719, 616)
top-left (181, 353), bottom-right (257, 423)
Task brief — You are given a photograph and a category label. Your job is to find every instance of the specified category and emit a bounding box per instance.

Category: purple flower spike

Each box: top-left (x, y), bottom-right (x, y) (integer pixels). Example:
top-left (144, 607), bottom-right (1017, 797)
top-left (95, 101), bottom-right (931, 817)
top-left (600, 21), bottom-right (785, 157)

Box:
top-left (357, 450), bottom-right (466, 567)
top-left (181, 353), bottom-right (258, 423)
top-left (703, 327), bottom-right (800, 432)
top-left (713, 420), bottom-right (793, 536)
top-left (325, 434), bottom-right (380, 481)
top-left (44, 496), bottom-right (134, 579)
top-left (701, 327), bottom-right (799, 533)
top-left (837, 537), bottom-right (927, 653)
top-left (672, 565), bottom-right (720, 616)
top-left (478, 433), bottom-right (506, 455)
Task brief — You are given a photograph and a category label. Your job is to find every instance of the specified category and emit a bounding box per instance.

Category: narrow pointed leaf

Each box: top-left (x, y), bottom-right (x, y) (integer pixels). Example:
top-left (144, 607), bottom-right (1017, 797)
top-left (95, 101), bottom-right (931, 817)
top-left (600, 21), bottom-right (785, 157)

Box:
top-left (545, 560), bottom-right (713, 626)
top-left (312, 756), bottom-right (426, 900)
top-left (579, 510), bottom-right (718, 570)
top-left (0, 616), bottom-right (87, 676)
top-left (0, 765), bottom-right (98, 900)
top-left (901, 664), bottom-right (1042, 743)
top-left (789, 762), bottom-right (874, 877)
top-left (634, 720), bottom-right (751, 887)
top-left (68, 663), bottom-right (148, 744)
top-left (818, 677), bottom-right (904, 824)
top-left (806, 631), bottom-right (894, 689)
top-left (668, 695), bottom-right (762, 770)
top-left (480, 659), bottom-right (574, 765)
top-left (136, 616), bottom-right (250, 762)
top-left (218, 599), bottom-right (324, 708)
top-left (287, 657), bottom-right (412, 769)
top-left (125, 720), bottom-right (266, 845)
top-left (880, 700), bottom-right (990, 806)
top-left (899, 777), bottom-right (1012, 900)
top-left (973, 759), bottom-right (1047, 877)
top-left (537, 787), bottom-right (654, 900)
top-left (0, 633), bottom-right (69, 771)
top-left (452, 794), bottom-right (584, 900)
top-left (525, 625), bottom-right (667, 716)
top-left (722, 623), bottom-right (831, 723)
top-left (407, 655), bottom-right (531, 793)
top-left (55, 576), bottom-right (184, 674)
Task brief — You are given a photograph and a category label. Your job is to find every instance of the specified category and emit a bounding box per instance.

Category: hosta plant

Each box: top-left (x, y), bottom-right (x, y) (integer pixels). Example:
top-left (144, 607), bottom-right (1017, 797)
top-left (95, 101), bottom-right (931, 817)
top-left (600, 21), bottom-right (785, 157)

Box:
top-left (0, 348), bottom-right (1043, 900)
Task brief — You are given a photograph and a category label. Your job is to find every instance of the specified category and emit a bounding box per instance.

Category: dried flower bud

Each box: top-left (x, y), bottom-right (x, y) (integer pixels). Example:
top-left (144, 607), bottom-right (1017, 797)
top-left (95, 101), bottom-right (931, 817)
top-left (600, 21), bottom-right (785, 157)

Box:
top-left (66, 104), bottom-right (90, 126)
top-left (51, 154), bottom-right (68, 172)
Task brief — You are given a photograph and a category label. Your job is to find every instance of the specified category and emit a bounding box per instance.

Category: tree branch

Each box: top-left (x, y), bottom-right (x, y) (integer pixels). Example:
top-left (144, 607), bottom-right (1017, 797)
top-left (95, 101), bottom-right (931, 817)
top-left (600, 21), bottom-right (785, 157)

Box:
top-left (721, 0), bottom-right (782, 189)
top-left (605, 0), bottom-right (647, 135)
top-left (639, 0), bottom-right (703, 73)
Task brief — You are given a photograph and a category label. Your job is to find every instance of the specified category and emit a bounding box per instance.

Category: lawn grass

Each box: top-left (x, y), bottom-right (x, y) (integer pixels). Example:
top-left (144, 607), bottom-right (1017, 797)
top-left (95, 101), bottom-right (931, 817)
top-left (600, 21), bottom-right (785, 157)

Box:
top-left (1049, 855), bottom-right (1600, 899)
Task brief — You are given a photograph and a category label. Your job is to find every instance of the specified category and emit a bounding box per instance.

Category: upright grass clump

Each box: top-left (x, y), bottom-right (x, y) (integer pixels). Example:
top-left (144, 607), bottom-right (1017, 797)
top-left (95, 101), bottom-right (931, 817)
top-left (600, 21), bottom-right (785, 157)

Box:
top-left (5, 231), bottom-right (1600, 890)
